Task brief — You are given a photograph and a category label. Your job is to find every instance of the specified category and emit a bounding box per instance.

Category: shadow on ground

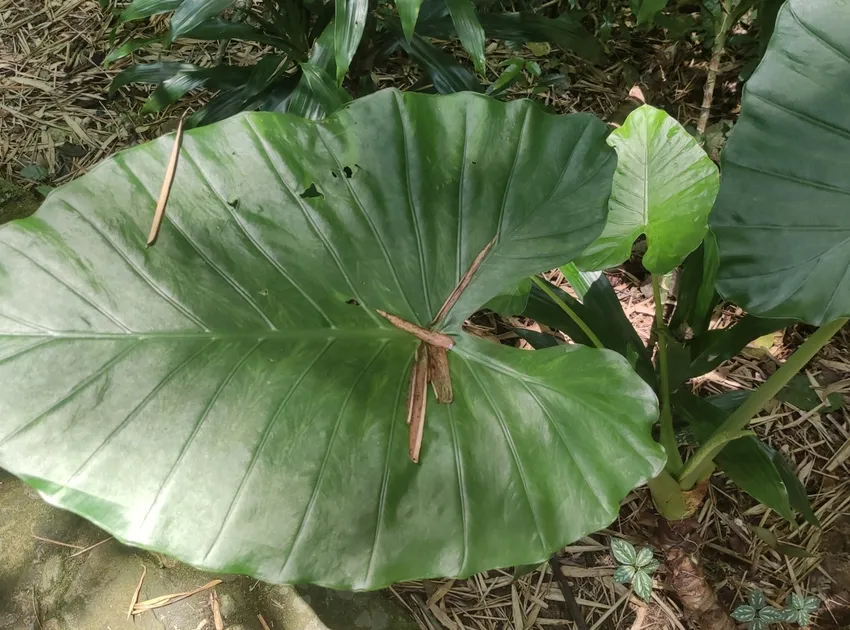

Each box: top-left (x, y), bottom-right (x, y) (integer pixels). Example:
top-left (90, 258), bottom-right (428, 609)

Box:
top-left (0, 471), bottom-right (417, 630)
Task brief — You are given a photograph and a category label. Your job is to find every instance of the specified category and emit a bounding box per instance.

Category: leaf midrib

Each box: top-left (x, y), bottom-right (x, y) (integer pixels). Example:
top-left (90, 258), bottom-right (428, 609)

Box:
top-left (0, 329), bottom-right (410, 340)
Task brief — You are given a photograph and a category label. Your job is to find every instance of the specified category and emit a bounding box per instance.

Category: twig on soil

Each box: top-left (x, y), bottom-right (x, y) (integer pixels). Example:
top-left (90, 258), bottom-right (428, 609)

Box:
top-left (31, 589), bottom-right (42, 630)
top-left (549, 557), bottom-right (589, 630)
top-left (68, 536), bottom-right (111, 557)
top-left (128, 564), bottom-right (147, 619)
top-left (31, 533), bottom-right (85, 550)
top-left (257, 614), bottom-right (272, 630)
top-left (211, 590), bottom-right (224, 630)
top-left (133, 579), bottom-right (223, 615)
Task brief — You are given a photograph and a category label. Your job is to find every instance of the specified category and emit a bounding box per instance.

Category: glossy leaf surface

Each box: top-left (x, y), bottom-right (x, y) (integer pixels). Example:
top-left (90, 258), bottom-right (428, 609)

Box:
top-left (0, 90), bottom-right (663, 589)
top-left (334, 0), bottom-right (368, 83)
top-left (577, 105), bottom-right (719, 274)
top-left (710, 0), bottom-right (850, 324)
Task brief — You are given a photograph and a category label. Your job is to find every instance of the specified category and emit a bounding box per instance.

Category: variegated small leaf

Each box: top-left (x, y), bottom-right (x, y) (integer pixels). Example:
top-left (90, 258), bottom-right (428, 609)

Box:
top-left (611, 538), bottom-right (637, 565)
top-left (748, 589), bottom-right (765, 609)
top-left (634, 546), bottom-right (654, 568)
top-left (613, 565), bottom-right (635, 584)
top-left (731, 605), bottom-right (756, 623)
top-left (642, 559), bottom-right (661, 575)
top-left (632, 569), bottom-right (652, 602)
top-left (758, 606), bottom-right (783, 623)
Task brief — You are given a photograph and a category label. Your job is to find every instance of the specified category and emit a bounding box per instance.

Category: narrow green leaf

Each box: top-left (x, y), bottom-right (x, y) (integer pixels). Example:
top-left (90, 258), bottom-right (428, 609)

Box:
top-left (417, 11), bottom-right (602, 63)
top-left (283, 21), bottom-right (337, 120)
top-left (559, 263), bottom-right (601, 301)
top-left (775, 373), bottom-right (842, 412)
top-left (669, 234), bottom-right (720, 337)
top-left (686, 314), bottom-right (792, 380)
top-left (444, 0), bottom-right (486, 74)
top-left (118, 0), bottom-right (182, 23)
top-left (334, 0), bottom-right (368, 84)
top-left (512, 328), bottom-right (561, 349)
top-left (104, 37), bottom-right (162, 68)
top-left (632, 570), bottom-right (652, 601)
top-left (634, 546), bottom-right (654, 568)
top-left (183, 18), bottom-right (303, 56)
top-left (169, 0), bottom-right (235, 43)
top-left (674, 391), bottom-right (795, 522)
top-left (610, 538), bottom-right (637, 565)
top-left (390, 25), bottom-right (482, 93)
top-left (141, 76), bottom-right (203, 114)
top-left (576, 105), bottom-right (719, 275)
top-left (109, 62), bottom-right (200, 93)
top-left (613, 565), bottom-right (635, 583)
top-left (299, 62), bottom-right (352, 115)
top-left (398, 0), bottom-right (425, 41)
top-left (524, 279), bottom-right (656, 386)
top-left (486, 59), bottom-right (523, 95)
top-left (731, 605), bottom-right (757, 622)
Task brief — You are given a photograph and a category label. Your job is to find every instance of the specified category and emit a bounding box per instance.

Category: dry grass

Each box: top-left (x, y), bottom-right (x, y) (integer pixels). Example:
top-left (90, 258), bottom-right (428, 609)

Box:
top-left (1, 1), bottom-right (848, 628)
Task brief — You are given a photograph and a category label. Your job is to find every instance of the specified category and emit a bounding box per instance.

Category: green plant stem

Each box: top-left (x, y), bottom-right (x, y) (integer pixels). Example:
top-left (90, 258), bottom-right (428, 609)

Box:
top-left (679, 317), bottom-right (849, 489)
top-left (530, 276), bottom-right (603, 349)
top-left (652, 275), bottom-right (683, 475)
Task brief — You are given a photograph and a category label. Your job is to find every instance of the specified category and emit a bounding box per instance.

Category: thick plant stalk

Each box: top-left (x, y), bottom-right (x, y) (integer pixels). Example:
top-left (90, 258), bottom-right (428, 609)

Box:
top-left (679, 317), bottom-right (849, 489)
top-left (652, 276), bottom-right (683, 475)
top-left (530, 276), bottom-right (603, 349)
top-left (659, 520), bottom-right (737, 630)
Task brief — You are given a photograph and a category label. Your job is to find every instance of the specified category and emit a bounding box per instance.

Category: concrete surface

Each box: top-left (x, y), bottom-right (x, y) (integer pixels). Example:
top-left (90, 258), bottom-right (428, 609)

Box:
top-left (0, 471), bottom-right (416, 630)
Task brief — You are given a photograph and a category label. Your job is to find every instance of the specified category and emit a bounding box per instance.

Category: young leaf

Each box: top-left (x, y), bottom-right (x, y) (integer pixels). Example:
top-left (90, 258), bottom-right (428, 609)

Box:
top-left (110, 62), bottom-right (201, 94)
top-left (576, 104), bottom-right (719, 275)
top-left (731, 605), bottom-right (756, 622)
top-left (0, 90), bottom-right (664, 590)
top-left (632, 569), bottom-right (653, 601)
top-left (398, 0), bottom-right (425, 41)
top-left (634, 546), bottom-right (654, 568)
top-left (610, 538), bottom-right (638, 565)
top-left (334, 0), bottom-right (368, 84)
top-left (487, 59), bottom-right (524, 95)
top-left (710, 0), bottom-right (850, 325)
top-left (669, 234), bottom-right (719, 337)
top-left (283, 21), bottom-right (338, 121)
top-left (444, 0), bottom-right (486, 74)
top-left (613, 565), bottom-right (635, 583)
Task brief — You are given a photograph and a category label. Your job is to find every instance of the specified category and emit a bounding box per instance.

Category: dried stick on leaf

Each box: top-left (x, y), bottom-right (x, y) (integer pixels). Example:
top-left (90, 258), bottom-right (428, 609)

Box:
top-left (147, 112), bottom-right (188, 246)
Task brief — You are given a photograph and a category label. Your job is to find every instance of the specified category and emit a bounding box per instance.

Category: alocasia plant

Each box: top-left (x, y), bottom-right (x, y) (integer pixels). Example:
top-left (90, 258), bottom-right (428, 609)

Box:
top-left (0, 90), bottom-right (665, 589)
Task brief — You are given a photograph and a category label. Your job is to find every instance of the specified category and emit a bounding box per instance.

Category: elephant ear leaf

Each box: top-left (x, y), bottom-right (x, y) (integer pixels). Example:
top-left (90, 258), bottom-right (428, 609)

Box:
top-left (0, 90), bottom-right (663, 590)
top-left (710, 0), bottom-right (850, 325)
top-left (576, 104), bottom-right (719, 275)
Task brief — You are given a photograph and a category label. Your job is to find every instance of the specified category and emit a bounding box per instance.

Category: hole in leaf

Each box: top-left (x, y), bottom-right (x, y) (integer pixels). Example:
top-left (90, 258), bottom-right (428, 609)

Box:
top-left (345, 298), bottom-right (360, 306)
top-left (343, 166), bottom-right (353, 179)
top-left (300, 183), bottom-right (322, 199)
top-left (331, 171), bottom-right (338, 178)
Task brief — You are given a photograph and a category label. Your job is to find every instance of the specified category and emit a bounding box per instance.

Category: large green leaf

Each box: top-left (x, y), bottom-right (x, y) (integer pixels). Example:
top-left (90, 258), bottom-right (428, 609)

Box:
top-left (576, 105), bottom-right (719, 275)
top-left (710, 0), bottom-right (850, 325)
top-left (0, 90), bottom-right (663, 589)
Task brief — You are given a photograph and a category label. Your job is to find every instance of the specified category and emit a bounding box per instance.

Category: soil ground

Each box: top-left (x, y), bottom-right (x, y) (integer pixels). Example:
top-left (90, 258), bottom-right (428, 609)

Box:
top-left (2, 1), bottom-right (850, 628)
